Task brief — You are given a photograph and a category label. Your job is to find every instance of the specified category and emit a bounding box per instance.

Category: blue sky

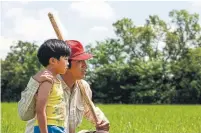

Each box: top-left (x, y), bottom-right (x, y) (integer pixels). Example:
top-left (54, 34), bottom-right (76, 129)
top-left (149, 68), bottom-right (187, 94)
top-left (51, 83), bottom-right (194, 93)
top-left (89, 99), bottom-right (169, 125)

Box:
top-left (1, 1), bottom-right (201, 59)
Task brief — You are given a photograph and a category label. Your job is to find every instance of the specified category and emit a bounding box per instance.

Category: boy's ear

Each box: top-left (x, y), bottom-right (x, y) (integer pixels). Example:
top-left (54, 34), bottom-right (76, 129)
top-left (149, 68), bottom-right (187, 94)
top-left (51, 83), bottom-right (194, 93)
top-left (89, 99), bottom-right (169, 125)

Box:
top-left (49, 57), bottom-right (57, 64)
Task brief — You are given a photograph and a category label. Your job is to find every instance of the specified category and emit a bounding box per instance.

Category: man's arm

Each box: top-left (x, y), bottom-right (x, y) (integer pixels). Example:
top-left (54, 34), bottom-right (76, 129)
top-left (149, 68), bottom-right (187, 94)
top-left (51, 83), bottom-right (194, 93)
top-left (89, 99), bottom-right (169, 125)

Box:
top-left (94, 107), bottom-right (110, 131)
top-left (36, 81), bottom-right (52, 133)
top-left (18, 77), bottom-right (40, 121)
top-left (25, 118), bottom-right (36, 133)
top-left (18, 70), bottom-right (53, 121)
top-left (82, 80), bottom-right (110, 131)
top-left (84, 106), bottom-right (110, 130)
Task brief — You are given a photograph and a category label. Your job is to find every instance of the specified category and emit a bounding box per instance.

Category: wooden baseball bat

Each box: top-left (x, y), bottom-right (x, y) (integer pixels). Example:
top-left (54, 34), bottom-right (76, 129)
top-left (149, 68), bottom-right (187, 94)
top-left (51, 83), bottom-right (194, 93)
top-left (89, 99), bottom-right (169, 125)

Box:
top-left (77, 80), bottom-right (99, 123)
top-left (48, 13), bottom-right (64, 40)
top-left (48, 12), bottom-right (98, 123)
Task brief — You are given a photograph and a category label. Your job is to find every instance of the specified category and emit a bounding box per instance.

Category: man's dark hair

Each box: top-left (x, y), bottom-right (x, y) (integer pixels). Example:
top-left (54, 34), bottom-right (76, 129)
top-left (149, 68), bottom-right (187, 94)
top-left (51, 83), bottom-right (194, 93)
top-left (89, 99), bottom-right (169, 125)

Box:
top-left (68, 59), bottom-right (72, 69)
top-left (37, 39), bottom-right (71, 67)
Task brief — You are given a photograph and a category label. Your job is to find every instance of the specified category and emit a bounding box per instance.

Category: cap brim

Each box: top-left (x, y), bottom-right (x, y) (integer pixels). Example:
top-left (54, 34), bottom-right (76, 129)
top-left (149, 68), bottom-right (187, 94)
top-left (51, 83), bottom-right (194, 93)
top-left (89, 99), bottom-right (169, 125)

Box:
top-left (70, 53), bottom-right (93, 60)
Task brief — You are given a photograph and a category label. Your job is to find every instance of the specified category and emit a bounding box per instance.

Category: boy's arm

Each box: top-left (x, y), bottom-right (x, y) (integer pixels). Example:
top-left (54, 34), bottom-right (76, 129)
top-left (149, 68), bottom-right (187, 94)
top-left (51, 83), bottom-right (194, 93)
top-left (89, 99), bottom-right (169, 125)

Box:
top-left (36, 81), bottom-right (52, 133)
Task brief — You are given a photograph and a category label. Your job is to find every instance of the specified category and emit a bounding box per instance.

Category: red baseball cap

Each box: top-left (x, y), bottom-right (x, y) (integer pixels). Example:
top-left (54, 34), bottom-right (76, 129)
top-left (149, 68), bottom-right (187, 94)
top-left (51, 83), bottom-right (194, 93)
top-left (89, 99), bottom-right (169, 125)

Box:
top-left (65, 40), bottom-right (93, 60)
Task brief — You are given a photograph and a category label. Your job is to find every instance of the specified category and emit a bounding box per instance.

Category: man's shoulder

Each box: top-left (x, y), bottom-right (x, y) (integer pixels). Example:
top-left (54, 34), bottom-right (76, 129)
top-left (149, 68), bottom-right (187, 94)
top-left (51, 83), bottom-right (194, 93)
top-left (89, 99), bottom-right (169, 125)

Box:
top-left (79, 79), bottom-right (92, 97)
top-left (80, 79), bottom-right (89, 86)
top-left (80, 79), bottom-right (91, 91)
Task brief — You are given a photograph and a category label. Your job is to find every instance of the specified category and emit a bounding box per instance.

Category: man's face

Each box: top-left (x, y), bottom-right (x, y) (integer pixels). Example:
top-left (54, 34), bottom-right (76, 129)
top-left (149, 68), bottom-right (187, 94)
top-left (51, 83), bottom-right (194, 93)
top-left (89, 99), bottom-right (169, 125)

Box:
top-left (70, 60), bottom-right (87, 80)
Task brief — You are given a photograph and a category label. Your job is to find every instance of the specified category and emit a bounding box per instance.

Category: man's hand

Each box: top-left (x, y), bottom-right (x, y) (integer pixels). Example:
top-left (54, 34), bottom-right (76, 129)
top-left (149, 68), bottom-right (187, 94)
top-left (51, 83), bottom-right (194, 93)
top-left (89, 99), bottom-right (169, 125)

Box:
top-left (33, 69), bottom-right (54, 84)
top-left (96, 120), bottom-right (110, 131)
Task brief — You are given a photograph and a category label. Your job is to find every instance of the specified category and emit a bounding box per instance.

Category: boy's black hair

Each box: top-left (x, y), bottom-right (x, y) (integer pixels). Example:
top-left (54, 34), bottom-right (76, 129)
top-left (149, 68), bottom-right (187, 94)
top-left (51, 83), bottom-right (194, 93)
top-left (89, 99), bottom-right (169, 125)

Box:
top-left (37, 39), bottom-right (71, 67)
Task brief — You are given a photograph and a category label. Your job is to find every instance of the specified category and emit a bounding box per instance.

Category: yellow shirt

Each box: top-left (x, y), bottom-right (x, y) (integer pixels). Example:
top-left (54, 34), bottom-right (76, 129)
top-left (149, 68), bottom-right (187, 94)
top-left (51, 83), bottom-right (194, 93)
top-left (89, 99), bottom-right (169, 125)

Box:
top-left (35, 81), bottom-right (66, 127)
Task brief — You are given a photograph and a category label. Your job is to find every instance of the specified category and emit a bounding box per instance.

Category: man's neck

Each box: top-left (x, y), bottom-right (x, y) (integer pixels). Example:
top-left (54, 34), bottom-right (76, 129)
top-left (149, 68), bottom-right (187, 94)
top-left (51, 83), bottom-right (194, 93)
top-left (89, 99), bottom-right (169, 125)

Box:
top-left (61, 72), bottom-right (76, 90)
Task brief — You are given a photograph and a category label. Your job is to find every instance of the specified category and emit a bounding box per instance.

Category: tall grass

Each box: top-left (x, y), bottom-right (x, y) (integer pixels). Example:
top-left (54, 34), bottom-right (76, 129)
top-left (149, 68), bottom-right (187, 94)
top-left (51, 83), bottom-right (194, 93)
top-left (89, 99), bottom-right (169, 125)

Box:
top-left (2, 103), bottom-right (201, 133)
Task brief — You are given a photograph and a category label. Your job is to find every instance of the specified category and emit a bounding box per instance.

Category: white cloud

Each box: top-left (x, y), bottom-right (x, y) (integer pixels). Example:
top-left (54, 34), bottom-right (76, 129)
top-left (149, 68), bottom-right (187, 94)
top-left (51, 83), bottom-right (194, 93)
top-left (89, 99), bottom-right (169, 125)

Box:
top-left (191, 1), bottom-right (201, 8)
top-left (0, 36), bottom-right (17, 59)
top-left (0, 36), bottom-right (16, 51)
top-left (5, 8), bottom-right (23, 18)
top-left (18, 1), bottom-right (31, 5)
top-left (1, 6), bottom-right (69, 59)
top-left (189, 1), bottom-right (201, 12)
top-left (69, 1), bottom-right (115, 20)
top-left (86, 25), bottom-right (116, 45)
top-left (90, 26), bottom-right (108, 32)
top-left (4, 7), bottom-right (68, 42)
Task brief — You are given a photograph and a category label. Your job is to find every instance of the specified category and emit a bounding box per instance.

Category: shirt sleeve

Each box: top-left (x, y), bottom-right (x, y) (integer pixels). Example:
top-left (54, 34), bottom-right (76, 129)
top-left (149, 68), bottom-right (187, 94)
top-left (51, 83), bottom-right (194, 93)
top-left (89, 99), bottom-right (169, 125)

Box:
top-left (18, 77), bottom-right (39, 121)
top-left (24, 118), bottom-right (35, 133)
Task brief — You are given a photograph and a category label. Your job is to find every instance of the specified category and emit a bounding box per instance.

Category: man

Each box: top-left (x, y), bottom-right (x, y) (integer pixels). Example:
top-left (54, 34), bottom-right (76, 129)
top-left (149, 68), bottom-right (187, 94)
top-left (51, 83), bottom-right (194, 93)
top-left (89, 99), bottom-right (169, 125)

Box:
top-left (18, 40), bottom-right (110, 133)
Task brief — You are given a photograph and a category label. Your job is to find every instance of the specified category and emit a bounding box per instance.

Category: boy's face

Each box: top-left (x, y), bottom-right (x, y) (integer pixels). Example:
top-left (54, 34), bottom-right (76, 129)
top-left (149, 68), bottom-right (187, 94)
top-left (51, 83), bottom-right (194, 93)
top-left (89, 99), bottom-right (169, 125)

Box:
top-left (70, 60), bottom-right (87, 80)
top-left (55, 56), bottom-right (69, 74)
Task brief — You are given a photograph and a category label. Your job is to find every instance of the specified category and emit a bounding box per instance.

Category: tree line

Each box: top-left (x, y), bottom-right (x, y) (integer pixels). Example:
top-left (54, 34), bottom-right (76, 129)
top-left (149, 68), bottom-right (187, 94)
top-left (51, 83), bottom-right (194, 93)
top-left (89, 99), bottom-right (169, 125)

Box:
top-left (1, 10), bottom-right (201, 104)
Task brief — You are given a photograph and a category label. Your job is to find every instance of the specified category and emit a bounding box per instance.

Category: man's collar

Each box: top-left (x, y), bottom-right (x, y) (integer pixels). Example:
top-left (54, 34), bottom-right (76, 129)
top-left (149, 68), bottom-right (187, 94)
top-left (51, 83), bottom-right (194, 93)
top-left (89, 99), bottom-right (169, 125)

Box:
top-left (57, 75), bottom-right (78, 91)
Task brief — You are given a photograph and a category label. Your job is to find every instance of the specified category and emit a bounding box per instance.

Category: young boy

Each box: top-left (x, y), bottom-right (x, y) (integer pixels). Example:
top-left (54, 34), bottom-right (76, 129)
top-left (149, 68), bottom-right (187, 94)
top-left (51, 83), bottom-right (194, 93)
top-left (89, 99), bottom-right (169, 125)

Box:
top-left (34, 39), bottom-right (71, 133)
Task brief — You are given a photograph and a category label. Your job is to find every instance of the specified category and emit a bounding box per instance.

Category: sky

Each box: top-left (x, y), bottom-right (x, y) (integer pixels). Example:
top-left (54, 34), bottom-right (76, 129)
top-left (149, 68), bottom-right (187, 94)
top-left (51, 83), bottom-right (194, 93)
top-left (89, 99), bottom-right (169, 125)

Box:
top-left (0, 1), bottom-right (201, 59)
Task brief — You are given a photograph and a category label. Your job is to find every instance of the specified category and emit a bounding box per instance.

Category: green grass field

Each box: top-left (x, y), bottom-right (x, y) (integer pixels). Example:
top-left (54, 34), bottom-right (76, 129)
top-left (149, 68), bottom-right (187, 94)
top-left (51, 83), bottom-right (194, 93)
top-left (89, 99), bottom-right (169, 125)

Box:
top-left (1, 103), bottom-right (201, 133)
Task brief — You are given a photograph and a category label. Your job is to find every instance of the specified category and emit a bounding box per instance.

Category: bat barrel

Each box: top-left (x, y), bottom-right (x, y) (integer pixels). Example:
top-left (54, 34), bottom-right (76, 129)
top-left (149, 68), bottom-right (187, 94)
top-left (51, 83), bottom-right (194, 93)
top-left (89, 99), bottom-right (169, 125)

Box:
top-left (48, 12), bottom-right (64, 40)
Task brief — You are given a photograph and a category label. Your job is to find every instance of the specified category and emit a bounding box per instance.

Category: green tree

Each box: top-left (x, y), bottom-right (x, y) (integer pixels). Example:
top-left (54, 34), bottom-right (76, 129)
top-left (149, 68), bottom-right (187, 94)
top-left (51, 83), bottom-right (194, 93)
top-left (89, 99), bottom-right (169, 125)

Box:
top-left (170, 48), bottom-right (201, 103)
top-left (1, 41), bottom-right (42, 101)
top-left (86, 9), bottom-right (201, 104)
